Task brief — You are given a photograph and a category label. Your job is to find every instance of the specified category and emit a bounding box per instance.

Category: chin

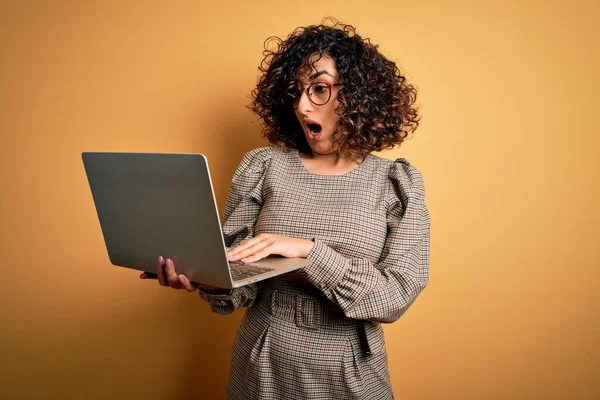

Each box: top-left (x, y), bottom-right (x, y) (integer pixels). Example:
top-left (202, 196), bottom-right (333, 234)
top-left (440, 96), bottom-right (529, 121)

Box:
top-left (306, 135), bottom-right (335, 154)
top-left (310, 145), bottom-right (336, 155)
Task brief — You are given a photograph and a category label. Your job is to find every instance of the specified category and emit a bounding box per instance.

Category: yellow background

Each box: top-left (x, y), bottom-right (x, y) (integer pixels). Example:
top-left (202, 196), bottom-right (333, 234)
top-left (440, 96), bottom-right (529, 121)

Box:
top-left (1, 0), bottom-right (598, 399)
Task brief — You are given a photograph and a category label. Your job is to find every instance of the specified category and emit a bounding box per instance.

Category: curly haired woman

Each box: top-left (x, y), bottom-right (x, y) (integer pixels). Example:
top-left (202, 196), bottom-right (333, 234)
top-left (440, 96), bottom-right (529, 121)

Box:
top-left (143, 19), bottom-right (430, 400)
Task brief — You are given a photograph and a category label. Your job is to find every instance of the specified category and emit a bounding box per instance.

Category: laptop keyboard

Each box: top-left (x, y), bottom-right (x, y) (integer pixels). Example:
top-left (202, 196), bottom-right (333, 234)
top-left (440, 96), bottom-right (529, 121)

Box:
top-left (229, 260), bottom-right (274, 281)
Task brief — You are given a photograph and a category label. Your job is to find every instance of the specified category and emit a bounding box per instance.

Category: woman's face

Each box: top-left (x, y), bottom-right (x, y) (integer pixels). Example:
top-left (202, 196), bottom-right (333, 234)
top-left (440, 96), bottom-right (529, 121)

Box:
top-left (293, 54), bottom-right (343, 156)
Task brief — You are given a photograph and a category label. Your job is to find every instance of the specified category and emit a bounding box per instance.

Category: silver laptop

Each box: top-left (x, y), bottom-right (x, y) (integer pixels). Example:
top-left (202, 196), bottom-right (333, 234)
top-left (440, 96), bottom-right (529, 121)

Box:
top-left (81, 151), bottom-right (311, 289)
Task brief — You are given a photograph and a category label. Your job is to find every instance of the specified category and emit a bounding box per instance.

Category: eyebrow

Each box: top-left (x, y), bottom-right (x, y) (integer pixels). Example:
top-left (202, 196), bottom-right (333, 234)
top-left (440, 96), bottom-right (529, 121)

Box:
top-left (308, 70), bottom-right (335, 80)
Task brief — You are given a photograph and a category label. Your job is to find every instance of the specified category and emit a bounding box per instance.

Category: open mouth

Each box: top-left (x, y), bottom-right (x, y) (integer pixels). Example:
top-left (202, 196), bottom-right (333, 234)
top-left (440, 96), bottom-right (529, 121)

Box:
top-left (306, 122), bottom-right (322, 137)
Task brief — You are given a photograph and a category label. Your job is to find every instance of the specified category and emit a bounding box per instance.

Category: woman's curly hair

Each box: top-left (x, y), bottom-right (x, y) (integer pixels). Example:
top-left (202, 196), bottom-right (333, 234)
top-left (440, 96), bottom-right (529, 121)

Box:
top-left (250, 18), bottom-right (420, 161)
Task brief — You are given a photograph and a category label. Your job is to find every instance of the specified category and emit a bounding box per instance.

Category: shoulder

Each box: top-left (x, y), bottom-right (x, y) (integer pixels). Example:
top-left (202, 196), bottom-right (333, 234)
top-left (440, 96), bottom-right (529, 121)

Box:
top-left (233, 146), bottom-right (294, 181)
top-left (235, 146), bottom-right (276, 174)
top-left (240, 146), bottom-right (275, 165)
top-left (239, 145), bottom-right (291, 164)
top-left (368, 154), bottom-right (426, 205)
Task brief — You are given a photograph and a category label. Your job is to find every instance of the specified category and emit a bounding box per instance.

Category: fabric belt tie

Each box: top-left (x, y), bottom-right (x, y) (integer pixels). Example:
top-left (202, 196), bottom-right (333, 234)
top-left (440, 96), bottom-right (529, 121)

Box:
top-left (264, 288), bottom-right (353, 330)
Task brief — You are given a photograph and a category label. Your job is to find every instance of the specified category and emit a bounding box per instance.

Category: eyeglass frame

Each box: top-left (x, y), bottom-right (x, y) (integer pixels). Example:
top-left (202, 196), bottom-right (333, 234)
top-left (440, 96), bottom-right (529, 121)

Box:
top-left (290, 81), bottom-right (344, 107)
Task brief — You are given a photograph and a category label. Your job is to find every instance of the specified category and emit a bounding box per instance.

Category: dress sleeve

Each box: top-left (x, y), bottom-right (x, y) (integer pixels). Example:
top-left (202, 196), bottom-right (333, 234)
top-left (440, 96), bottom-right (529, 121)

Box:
top-left (302, 158), bottom-right (430, 323)
top-left (197, 147), bottom-right (273, 314)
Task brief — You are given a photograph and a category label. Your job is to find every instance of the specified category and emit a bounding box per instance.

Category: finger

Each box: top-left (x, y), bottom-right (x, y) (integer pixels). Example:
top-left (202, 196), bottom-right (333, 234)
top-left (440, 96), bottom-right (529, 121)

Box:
top-left (227, 241), bottom-right (255, 259)
top-left (140, 272), bottom-right (158, 279)
top-left (227, 235), bottom-right (269, 259)
top-left (156, 256), bottom-right (168, 286)
top-left (165, 259), bottom-right (181, 288)
top-left (231, 237), bottom-right (275, 261)
top-left (228, 237), bottom-right (273, 261)
top-left (178, 274), bottom-right (197, 292)
top-left (241, 246), bottom-right (274, 263)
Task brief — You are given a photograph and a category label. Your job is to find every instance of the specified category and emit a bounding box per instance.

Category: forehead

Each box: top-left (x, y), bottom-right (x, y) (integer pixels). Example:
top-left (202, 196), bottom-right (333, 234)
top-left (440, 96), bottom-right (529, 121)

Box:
top-left (296, 53), bottom-right (339, 80)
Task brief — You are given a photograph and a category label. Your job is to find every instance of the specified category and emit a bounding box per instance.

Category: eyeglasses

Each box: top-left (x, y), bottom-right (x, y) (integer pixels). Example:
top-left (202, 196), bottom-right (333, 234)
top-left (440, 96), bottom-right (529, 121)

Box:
top-left (286, 81), bottom-right (343, 106)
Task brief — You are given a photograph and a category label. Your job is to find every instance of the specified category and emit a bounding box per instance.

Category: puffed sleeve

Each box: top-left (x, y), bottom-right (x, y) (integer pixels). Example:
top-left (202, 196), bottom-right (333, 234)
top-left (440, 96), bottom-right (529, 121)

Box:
top-left (302, 158), bottom-right (430, 323)
top-left (197, 147), bottom-right (273, 314)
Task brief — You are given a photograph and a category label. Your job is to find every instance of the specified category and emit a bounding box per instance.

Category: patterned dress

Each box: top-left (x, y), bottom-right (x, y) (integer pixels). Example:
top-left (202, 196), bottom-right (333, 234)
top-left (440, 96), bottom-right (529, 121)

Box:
top-left (198, 146), bottom-right (430, 400)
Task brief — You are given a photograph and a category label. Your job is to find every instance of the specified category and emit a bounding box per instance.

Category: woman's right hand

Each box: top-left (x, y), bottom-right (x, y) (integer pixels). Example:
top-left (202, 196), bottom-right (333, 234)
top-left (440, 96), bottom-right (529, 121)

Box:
top-left (140, 256), bottom-right (221, 292)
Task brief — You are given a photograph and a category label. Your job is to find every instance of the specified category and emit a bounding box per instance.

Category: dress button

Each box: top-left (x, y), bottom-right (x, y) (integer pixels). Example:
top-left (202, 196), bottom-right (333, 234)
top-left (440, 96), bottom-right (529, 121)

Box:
top-left (320, 282), bottom-right (327, 289)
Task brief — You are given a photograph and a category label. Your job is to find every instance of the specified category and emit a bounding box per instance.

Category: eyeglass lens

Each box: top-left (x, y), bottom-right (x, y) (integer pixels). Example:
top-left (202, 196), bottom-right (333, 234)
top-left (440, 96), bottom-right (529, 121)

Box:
top-left (308, 82), bottom-right (331, 105)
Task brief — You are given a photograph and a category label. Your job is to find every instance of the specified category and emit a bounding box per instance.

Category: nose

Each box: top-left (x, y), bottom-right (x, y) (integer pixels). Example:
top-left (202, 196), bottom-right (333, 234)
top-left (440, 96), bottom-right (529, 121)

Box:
top-left (296, 87), bottom-right (314, 113)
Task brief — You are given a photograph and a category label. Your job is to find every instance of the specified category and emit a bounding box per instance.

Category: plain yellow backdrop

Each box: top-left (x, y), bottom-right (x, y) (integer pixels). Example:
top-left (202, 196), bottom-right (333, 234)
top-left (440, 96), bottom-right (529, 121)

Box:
top-left (1, 0), bottom-right (598, 399)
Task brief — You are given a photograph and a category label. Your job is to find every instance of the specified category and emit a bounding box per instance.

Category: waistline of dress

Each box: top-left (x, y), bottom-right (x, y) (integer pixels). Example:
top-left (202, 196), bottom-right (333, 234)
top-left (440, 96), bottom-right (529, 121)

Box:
top-left (257, 284), bottom-right (354, 330)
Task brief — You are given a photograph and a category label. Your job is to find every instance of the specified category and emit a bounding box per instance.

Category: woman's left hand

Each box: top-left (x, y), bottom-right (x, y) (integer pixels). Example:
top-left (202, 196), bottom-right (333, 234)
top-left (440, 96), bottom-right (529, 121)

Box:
top-left (226, 234), bottom-right (314, 263)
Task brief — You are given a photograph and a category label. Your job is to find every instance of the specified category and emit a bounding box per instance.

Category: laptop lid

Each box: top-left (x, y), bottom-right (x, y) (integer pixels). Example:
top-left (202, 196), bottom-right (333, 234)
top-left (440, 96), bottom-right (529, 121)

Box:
top-left (82, 152), bottom-right (236, 288)
top-left (82, 151), bottom-right (312, 289)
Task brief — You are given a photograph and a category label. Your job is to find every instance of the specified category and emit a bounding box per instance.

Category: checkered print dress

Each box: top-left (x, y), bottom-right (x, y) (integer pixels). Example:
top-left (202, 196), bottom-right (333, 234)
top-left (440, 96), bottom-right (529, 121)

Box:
top-left (198, 146), bottom-right (430, 400)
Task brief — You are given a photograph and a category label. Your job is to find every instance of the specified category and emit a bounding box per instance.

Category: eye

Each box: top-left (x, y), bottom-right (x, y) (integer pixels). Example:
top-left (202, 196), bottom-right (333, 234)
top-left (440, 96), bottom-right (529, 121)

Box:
top-left (312, 83), bottom-right (329, 93)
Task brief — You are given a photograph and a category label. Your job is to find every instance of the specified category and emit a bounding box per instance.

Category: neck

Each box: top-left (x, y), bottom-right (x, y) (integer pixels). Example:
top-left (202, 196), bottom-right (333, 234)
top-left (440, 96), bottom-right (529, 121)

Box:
top-left (308, 151), bottom-right (346, 166)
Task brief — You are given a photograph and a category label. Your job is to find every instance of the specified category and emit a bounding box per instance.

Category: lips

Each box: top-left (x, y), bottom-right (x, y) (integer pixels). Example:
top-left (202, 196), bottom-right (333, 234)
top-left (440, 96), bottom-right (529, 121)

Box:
top-left (304, 118), bottom-right (322, 140)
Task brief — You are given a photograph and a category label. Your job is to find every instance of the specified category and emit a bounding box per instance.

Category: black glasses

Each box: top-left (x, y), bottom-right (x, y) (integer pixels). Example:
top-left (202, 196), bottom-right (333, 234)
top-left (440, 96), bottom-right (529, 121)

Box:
top-left (286, 81), bottom-right (343, 106)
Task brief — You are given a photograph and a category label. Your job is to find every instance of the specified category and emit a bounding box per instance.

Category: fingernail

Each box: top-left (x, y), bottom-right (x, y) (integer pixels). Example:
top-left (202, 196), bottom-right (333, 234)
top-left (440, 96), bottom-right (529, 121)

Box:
top-left (167, 259), bottom-right (172, 267)
top-left (178, 275), bottom-right (185, 284)
top-left (159, 256), bottom-right (164, 263)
